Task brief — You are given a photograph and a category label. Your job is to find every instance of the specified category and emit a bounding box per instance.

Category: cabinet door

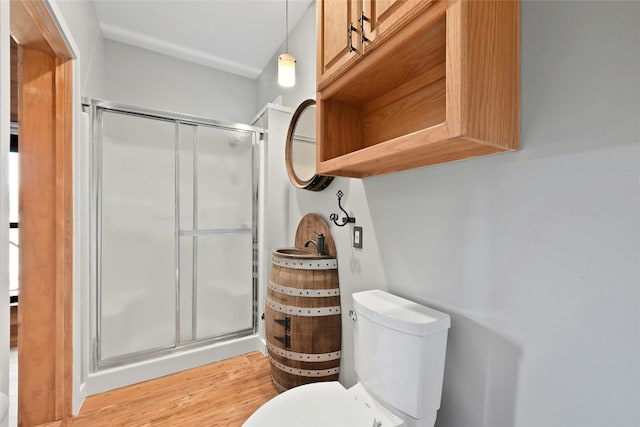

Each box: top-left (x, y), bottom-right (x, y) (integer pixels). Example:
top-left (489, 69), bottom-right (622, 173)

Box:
top-left (362, 0), bottom-right (435, 53)
top-left (317, 0), bottom-right (362, 86)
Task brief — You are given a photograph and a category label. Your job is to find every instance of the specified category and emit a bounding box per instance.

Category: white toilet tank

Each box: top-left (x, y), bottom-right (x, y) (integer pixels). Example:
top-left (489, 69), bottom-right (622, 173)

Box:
top-left (352, 290), bottom-right (451, 422)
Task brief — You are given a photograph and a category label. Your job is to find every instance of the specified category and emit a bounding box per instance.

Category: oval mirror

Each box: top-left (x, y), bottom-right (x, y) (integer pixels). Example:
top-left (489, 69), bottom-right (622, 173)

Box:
top-left (285, 99), bottom-right (333, 191)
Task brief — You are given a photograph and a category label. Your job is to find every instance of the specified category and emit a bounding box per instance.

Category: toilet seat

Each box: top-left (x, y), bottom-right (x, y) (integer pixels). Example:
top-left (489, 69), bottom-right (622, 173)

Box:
top-left (243, 382), bottom-right (400, 427)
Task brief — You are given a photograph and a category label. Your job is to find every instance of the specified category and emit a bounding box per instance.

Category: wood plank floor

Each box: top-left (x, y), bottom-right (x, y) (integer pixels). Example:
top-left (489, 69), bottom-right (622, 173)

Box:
top-left (38, 351), bottom-right (278, 427)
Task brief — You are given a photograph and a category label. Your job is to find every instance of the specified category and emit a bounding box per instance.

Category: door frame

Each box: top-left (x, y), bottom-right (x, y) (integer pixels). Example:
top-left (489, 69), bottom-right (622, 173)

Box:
top-left (9, 0), bottom-right (75, 425)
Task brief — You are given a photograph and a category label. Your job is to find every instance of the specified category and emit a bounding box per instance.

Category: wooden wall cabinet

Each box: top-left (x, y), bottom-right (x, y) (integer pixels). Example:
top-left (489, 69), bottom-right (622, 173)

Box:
top-left (317, 0), bottom-right (434, 88)
top-left (317, 0), bottom-right (362, 86)
top-left (316, 0), bottom-right (520, 178)
top-left (361, 0), bottom-right (436, 54)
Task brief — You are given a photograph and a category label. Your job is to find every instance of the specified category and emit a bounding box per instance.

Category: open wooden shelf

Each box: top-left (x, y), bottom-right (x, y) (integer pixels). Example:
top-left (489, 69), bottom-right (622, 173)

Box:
top-left (316, 0), bottom-right (520, 178)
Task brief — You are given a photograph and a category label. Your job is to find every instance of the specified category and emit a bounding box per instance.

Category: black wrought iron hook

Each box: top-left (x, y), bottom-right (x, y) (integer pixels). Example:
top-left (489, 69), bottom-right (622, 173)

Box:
top-left (329, 190), bottom-right (356, 227)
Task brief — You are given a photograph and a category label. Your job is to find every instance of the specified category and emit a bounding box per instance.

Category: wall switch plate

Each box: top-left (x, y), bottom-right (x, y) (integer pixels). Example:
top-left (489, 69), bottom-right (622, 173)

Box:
top-left (353, 226), bottom-right (363, 249)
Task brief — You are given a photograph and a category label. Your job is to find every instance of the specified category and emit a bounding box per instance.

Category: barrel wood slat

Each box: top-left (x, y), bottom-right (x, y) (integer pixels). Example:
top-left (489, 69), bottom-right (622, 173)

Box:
top-left (266, 215), bottom-right (341, 392)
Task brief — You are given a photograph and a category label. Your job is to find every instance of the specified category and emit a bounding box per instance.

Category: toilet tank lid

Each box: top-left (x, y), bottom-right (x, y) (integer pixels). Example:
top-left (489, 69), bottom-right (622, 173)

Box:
top-left (353, 290), bottom-right (450, 336)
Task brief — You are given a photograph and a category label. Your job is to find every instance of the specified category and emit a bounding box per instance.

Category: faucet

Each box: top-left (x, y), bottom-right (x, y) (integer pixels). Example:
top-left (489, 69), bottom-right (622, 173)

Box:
top-left (304, 233), bottom-right (326, 256)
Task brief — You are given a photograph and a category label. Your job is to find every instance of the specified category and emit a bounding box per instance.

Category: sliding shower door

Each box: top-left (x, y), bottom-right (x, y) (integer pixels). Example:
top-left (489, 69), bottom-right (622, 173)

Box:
top-left (91, 101), bottom-right (259, 368)
top-left (99, 111), bottom-right (176, 361)
top-left (177, 124), bottom-right (255, 342)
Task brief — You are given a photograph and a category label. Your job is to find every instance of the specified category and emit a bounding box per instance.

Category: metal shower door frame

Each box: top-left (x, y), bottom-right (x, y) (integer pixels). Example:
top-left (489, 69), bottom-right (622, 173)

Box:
top-left (85, 98), bottom-right (262, 370)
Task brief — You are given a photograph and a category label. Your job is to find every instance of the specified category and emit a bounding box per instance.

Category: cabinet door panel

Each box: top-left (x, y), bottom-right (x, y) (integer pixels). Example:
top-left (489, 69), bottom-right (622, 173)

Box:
top-left (362, 0), bottom-right (435, 52)
top-left (318, 0), bottom-right (362, 85)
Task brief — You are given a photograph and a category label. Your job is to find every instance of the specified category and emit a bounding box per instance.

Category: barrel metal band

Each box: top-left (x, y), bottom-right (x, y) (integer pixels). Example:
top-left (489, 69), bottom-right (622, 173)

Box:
top-left (271, 377), bottom-right (287, 393)
top-left (268, 281), bottom-right (340, 298)
top-left (267, 342), bottom-right (341, 362)
top-left (269, 355), bottom-right (340, 378)
top-left (271, 255), bottom-right (337, 270)
top-left (266, 297), bottom-right (341, 317)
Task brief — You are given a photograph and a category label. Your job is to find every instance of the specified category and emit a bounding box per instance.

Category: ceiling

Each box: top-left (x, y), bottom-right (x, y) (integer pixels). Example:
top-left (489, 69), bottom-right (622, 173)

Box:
top-left (92, 0), bottom-right (314, 79)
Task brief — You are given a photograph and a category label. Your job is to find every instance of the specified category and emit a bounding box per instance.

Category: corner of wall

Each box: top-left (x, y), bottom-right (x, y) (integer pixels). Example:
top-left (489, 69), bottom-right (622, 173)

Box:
top-left (0, 0), bottom-right (11, 411)
top-left (47, 0), bottom-right (99, 415)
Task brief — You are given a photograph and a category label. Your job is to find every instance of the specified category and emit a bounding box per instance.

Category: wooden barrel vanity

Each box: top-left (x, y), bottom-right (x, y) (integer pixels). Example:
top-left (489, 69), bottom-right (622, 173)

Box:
top-left (264, 214), bottom-right (341, 392)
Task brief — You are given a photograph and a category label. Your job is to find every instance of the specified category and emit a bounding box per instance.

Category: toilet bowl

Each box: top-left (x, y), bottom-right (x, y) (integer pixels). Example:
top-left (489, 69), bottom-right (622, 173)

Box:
top-left (243, 381), bottom-right (403, 427)
top-left (244, 290), bottom-right (451, 427)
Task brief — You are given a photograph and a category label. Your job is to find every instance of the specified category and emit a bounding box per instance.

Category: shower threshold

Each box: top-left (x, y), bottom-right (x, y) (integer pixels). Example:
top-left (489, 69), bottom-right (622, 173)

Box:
top-left (87, 333), bottom-right (262, 395)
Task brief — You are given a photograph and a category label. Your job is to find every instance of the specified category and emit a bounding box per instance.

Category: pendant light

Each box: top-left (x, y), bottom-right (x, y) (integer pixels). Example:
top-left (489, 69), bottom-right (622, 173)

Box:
top-left (278, 0), bottom-right (296, 87)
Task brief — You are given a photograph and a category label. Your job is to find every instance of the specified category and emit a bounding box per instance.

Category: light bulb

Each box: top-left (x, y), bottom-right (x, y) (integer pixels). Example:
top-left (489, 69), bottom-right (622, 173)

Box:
top-left (278, 53), bottom-right (296, 88)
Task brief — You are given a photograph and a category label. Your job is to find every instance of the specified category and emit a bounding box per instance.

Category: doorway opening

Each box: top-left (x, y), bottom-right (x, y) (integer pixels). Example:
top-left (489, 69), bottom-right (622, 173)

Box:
top-left (8, 1), bottom-right (75, 425)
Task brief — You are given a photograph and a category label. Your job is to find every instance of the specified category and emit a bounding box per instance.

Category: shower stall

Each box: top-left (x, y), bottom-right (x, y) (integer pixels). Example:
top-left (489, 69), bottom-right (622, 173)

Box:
top-left (84, 99), bottom-right (262, 393)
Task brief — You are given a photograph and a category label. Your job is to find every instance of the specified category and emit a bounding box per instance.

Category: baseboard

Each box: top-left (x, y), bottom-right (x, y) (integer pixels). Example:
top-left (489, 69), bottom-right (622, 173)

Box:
top-left (258, 337), bottom-right (267, 356)
top-left (73, 382), bottom-right (86, 415)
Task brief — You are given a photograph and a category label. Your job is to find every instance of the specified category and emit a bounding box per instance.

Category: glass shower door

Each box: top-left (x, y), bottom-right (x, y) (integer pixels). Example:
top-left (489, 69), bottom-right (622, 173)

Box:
top-left (93, 100), bottom-right (259, 369)
top-left (98, 110), bottom-right (176, 362)
top-left (179, 125), bottom-right (255, 342)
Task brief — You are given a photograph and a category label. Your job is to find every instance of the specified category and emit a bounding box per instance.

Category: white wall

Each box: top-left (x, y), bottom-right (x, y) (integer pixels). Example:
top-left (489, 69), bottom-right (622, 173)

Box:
top-left (252, 105), bottom-right (292, 349)
top-left (0, 3), bottom-right (11, 425)
top-left (56, 0), bottom-right (106, 97)
top-left (103, 40), bottom-right (257, 124)
top-left (260, 1), bottom-right (640, 426)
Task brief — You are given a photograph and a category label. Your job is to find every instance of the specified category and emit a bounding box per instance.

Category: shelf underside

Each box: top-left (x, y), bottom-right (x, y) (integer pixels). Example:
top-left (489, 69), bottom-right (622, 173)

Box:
top-left (317, 126), bottom-right (513, 178)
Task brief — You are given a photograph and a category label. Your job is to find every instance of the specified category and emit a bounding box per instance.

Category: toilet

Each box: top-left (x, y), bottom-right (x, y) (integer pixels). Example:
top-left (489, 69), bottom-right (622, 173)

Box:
top-left (244, 289), bottom-right (451, 427)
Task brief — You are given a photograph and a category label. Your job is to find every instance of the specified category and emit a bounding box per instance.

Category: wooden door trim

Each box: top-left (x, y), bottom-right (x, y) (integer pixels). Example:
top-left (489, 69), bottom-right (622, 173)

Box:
top-left (10, 0), bottom-right (71, 58)
top-left (53, 55), bottom-right (74, 421)
top-left (11, 0), bottom-right (74, 425)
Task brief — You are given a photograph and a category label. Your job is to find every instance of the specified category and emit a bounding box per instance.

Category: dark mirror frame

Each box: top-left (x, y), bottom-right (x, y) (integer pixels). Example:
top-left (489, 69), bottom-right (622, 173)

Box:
top-left (285, 99), bottom-right (334, 192)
